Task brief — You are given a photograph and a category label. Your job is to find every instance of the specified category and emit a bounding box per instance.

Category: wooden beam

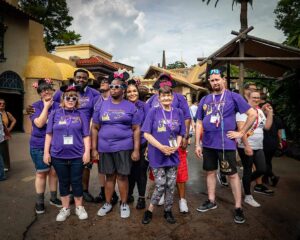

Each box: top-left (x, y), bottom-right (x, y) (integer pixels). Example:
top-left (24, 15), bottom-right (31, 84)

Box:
top-left (207, 57), bottom-right (300, 61)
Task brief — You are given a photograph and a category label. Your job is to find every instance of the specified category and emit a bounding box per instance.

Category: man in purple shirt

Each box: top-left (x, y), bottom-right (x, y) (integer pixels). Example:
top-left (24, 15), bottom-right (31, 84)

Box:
top-left (195, 69), bottom-right (257, 224)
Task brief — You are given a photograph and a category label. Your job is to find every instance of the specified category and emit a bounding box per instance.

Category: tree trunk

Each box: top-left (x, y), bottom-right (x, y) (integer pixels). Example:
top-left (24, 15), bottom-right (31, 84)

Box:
top-left (240, 0), bottom-right (248, 32)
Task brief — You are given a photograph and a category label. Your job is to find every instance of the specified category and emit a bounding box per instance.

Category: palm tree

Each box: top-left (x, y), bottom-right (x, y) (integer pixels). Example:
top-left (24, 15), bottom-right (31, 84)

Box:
top-left (202, 0), bottom-right (253, 32)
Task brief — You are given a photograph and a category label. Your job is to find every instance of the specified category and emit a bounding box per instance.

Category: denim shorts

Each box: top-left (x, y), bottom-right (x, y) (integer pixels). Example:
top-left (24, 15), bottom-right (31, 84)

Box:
top-left (30, 148), bottom-right (50, 173)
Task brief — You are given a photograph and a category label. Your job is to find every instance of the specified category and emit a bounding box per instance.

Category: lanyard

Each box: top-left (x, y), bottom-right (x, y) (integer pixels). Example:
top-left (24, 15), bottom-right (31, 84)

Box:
top-left (63, 109), bottom-right (74, 136)
top-left (212, 90), bottom-right (226, 113)
top-left (160, 106), bottom-right (174, 136)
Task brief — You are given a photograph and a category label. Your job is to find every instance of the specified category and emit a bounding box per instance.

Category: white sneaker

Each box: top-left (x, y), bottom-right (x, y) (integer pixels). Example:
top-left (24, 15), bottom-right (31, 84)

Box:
top-left (244, 195), bottom-right (261, 207)
top-left (56, 208), bottom-right (71, 222)
top-left (75, 206), bottom-right (88, 220)
top-left (120, 203), bottom-right (130, 218)
top-left (97, 203), bottom-right (112, 216)
top-left (158, 194), bottom-right (165, 206)
top-left (179, 198), bottom-right (189, 213)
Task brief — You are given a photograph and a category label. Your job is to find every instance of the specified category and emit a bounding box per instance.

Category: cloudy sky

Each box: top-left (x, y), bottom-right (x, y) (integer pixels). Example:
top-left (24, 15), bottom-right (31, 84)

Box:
top-left (66, 0), bottom-right (285, 75)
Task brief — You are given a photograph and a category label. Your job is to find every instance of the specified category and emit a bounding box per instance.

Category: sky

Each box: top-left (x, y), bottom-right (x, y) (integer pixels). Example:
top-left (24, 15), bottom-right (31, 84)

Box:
top-left (66, 0), bottom-right (285, 75)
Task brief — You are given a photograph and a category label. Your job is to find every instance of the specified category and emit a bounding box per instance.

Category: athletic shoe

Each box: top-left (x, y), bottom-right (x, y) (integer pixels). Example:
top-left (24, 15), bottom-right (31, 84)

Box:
top-left (244, 195), bottom-right (261, 207)
top-left (120, 203), bottom-right (130, 218)
top-left (179, 198), bottom-right (189, 213)
top-left (254, 184), bottom-right (274, 196)
top-left (83, 191), bottom-right (94, 202)
top-left (35, 203), bottom-right (45, 214)
top-left (127, 195), bottom-right (134, 204)
top-left (56, 208), bottom-right (70, 222)
top-left (270, 176), bottom-right (280, 187)
top-left (164, 211), bottom-right (176, 224)
top-left (97, 203), bottom-right (112, 217)
top-left (158, 194), bottom-right (165, 206)
top-left (49, 198), bottom-right (62, 208)
top-left (75, 206), bottom-right (88, 220)
top-left (196, 199), bottom-right (217, 212)
top-left (136, 197), bottom-right (146, 209)
top-left (111, 191), bottom-right (119, 205)
top-left (94, 191), bottom-right (105, 203)
top-left (4, 168), bottom-right (8, 172)
top-left (142, 210), bottom-right (152, 224)
top-left (234, 208), bottom-right (245, 224)
top-left (217, 172), bottom-right (229, 187)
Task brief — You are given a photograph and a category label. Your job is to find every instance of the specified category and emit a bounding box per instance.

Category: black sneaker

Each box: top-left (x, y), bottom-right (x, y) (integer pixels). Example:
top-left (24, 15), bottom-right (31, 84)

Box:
top-left (234, 208), bottom-right (245, 224)
top-left (127, 195), bottom-right (134, 204)
top-left (254, 184), bottom-right (274, 196)
top-left (94, 191), bottom-right (106, 203)
top-left (83, 191), bottom-right (94, 202)
top-left (142, 210), bottom-right (152, 224)
top-left (217, 172), bottom-right (229, 187)
top-left (35, 203), bottom-right (45, 214)
top-left (111, 191), bottom-right (119, 205)
top-left (196, 199), bottom-right (217, 212)
top-left (136, 197), bottom-right (146, 209)
top-left (164, 211), bottom-right (176, 224)
top-left (270, 176), bottom-right (280, 187)
top-left (49, 198), bottom-right (62, 208)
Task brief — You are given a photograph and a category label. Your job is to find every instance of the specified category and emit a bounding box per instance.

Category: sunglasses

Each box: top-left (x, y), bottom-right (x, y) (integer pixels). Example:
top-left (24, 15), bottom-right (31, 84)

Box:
top-left (109, 84), bottom-right (124, 89)
top-left (64, 96), bottom-right (78, 102)
top-left (209, 69), bottom-right (221, 75)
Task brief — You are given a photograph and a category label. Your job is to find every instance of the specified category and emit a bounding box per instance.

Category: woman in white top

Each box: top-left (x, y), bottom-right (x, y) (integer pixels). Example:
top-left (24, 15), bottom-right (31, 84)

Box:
top-left (236, 91), bottom-right (273, 207)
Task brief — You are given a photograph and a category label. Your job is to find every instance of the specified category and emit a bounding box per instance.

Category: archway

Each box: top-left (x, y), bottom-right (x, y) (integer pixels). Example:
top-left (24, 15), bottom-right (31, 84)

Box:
top-left (0, 71), bottom-right (24, 131)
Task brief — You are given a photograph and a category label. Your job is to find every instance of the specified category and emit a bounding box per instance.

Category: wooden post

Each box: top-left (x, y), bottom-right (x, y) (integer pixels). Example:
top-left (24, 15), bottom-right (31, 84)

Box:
top-left (227, 62), bottom-right (231, 90)
top-left (239, 37), bottom-right (245, 94)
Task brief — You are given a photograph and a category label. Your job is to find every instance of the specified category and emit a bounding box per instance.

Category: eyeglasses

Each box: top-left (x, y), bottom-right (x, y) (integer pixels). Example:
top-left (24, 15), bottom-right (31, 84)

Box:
top-left (101, 80), bottom-right (109, 84)
top-left (64, 96), bottom-right (78, 102)
top-left (109, 84), bottom-right (123, 89)
top-left (209, 69), bottom-right (221, 75)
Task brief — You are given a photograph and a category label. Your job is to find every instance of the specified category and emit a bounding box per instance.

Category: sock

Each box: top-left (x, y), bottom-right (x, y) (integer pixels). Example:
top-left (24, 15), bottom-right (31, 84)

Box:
top-left (36, 193), bottom-right (44, 204)
top-left (50, 191), bottom-right (57, 201)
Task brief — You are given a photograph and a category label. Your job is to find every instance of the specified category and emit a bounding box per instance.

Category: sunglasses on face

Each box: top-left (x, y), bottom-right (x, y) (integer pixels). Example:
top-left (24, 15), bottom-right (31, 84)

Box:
top-left (64, 96), bottom-right (78, 102)
top-left (209, 69), bottom-right (221, 75)
top-left (109, 84), bottom-right (123, 89)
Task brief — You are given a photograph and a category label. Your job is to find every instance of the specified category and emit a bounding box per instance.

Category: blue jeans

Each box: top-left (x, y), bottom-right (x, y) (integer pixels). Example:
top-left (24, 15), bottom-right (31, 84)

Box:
top-left (51, 157), bottom-right (84, 197)
top-left (0, 151), bottom-right (5, 180)
top-left (30, 148), bottom-right (50, 173)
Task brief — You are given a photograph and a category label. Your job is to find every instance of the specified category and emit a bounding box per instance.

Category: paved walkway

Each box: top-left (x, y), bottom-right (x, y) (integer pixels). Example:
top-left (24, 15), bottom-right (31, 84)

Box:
top-left (0, 133), bottom-right (300, 240)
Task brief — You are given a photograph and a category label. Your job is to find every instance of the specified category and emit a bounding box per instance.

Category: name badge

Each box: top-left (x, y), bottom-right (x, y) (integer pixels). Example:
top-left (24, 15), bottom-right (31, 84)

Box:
top-left (59, 120), bottom-right (67, 125)
top-left (169, 138), bottom-right (178, 147)
top-left (63, 135), bottom-right (73, 145)
top-left (210, 114), bottom-right (219, 124)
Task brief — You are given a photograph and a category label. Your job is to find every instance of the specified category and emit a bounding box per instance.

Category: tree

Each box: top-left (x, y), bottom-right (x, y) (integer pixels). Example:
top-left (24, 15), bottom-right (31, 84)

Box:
top-left (202, 0), bottom-right (253, 32)
top-left (274, 0), bottom-right (300, 48)
top-left (19, 0), bottom-right (81, 52)
top-left (166, 61), bottom-right (187, 69)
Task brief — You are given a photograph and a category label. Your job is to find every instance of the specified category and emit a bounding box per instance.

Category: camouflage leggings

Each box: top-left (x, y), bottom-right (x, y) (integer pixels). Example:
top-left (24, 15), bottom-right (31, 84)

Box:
top-left (150, 166), bottom-right (177, 211)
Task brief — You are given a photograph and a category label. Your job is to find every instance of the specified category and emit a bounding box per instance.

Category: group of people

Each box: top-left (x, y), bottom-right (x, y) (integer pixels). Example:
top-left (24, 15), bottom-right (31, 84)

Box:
top-left (26, 67), bottom-right (282, 224)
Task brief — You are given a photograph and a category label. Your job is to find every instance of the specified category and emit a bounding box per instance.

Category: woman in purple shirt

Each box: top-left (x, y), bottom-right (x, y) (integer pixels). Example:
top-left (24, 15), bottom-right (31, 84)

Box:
top-left (141, 86), bottom-right (186, 224)
top-left (44, 85), bottom-right (90, 222)
top-left (125, 78), bottom-right (148, 209)
top-left (29, 79), bottom-right (61, 214)
top-left (91, 73), bottom-right (140, 219)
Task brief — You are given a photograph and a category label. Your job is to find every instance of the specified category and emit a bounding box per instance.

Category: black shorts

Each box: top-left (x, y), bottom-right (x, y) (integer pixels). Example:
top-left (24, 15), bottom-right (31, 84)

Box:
top-left (99, 150), bottom-right (132, 175)
top-left (202, 147), bottom-right (237, 175)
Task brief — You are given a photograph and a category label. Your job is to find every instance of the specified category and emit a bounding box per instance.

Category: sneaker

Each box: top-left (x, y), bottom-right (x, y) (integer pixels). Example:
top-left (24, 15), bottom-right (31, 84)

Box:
top-left (158, 194), bottom-right (165, 206)
top-left (234, 208), bottom-right (245, 224)
top-left (244, 195), bottom-right (261, 207)
top-left (217, 172), bottom-right (229, 187)
top-left (0, 177), bottom-right (7, 181)
top-left (270, 176), bottom-right (280, 187)
top-left (142, 210), bottom-right (152, 224)
top-left (35, 203), bottom-right (45, 214)
top-left (97, 203), bottom-right (112, 217)
top-left (83, 191), bottom-right (94, 202)
top-left (196, 199), bottom-right (217, 212)
top-left (94, 191), bottom-right (105, 203)
top-left (127, 195), bottom-right (134, 204)
top-left (179, 198), bottom-right (189, 213)
top-left (136, 197), bottom-right (146, 209)
top-left (4, 168), bottom-right (8, 172)
top-left (111, 192), bottom-right (119, 206)
top-left (164, 211), bottom-right (176, 224)
top-left (50, 198), bottom-right (62, 208)
top-left (254, 184), bottom-right (274, 196)
top-left (56, 208), bottom-right (70, 222)
top-left (75, 206), bottom-right (88, 220)
top-left (120, 203), bottom-right (130, 218)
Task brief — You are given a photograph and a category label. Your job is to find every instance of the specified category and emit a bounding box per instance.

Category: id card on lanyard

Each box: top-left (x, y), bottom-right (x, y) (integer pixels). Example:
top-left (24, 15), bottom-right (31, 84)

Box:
top-left (211, 91), bottom-right (226, 128)
top-left (63, 110), bottom-right (74, 145)
top-left (161, 106), bottom-right (177, 147)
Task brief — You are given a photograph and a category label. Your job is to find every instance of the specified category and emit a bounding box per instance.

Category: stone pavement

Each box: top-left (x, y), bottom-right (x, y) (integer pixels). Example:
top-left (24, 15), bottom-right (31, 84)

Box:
top-left (0, 133), bottom-right (300, 240)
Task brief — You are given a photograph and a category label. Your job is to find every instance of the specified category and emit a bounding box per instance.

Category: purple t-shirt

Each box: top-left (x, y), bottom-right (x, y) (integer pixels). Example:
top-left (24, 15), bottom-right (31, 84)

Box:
top-left (92, 98), bottom-right (140, 153)
top-left (53, 86), bottom-right (100, 122)
top-left (30, 101), bottom-right (60, 149)
top-left (135, 100), bottom-right (147, 145)
top-left (142, 107), bottom-right (186, 168)
top-left (146, 93), bottom-right (191, 120)
top-left (196, 90), bottom-right (250, 150)
top-left (46, 108), bottom-right (90, 159)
